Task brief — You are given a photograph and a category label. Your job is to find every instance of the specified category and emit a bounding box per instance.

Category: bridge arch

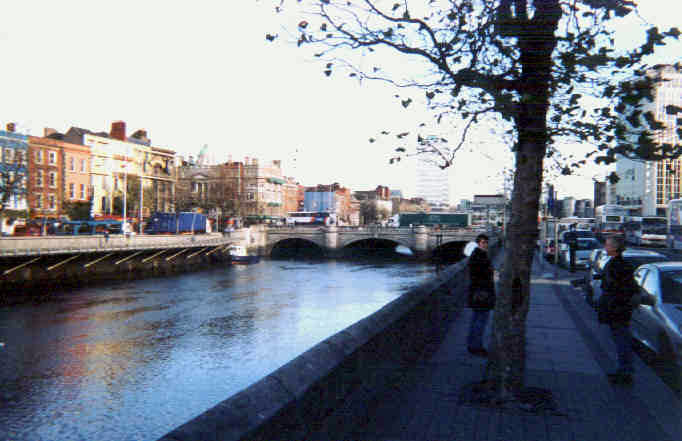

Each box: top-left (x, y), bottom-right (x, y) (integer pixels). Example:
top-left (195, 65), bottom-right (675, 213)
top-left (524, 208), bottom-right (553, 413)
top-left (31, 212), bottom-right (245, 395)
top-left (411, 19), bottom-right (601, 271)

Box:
top-left (265, 236), bottom-right (327, 257)
top-left (337, 236), bottom-right (413, 251)
top-left (338, 238), bottom-right (416, 258)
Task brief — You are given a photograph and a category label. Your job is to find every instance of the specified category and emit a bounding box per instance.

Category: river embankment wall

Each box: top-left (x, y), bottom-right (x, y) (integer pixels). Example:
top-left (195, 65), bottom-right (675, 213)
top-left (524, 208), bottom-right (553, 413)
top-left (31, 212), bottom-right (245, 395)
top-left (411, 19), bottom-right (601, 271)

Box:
top-left (0, 232), bottom-right (251, 300)
top-left (158, 240), bottom-right (501, 441)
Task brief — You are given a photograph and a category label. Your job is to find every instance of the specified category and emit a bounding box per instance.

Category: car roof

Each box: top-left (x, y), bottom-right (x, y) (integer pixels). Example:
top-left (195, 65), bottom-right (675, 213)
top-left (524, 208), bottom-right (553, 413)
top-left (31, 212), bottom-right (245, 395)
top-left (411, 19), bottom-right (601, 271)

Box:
top-left (622, 249), bottom-right (667, 257)
top-left (647, 261), bottom-right (682, 271)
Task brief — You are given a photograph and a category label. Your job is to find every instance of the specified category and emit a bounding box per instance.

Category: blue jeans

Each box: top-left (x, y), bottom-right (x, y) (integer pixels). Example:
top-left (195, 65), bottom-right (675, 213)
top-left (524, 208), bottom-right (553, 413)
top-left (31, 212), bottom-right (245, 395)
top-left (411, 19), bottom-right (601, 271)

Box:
top-left (610, 323), bottom-right (634, 374)
top-left (467, 310), bottom-right (490, 350)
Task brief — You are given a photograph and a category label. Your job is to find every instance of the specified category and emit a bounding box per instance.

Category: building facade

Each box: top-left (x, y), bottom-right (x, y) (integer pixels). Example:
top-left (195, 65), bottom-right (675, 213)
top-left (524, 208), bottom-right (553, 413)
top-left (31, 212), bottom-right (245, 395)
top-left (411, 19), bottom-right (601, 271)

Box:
top-left (28, 133), bottom-right (62, 216)
top-left (282, 177), bottom-right (303, 215)
top-left (29, 132), bottom-right (90, 219)
top-left (614, 65), bottom-right (682, 216)
top-left (0, 124), bottom-right (29, 214)
top-left (66, 121), bottom-right (176, 218)
top-left (415, 154), bottom-right (450, 206)
top-left (243, 157), bottom-right (285, 219)
top-left (471, 194), bottom-right (508, 225)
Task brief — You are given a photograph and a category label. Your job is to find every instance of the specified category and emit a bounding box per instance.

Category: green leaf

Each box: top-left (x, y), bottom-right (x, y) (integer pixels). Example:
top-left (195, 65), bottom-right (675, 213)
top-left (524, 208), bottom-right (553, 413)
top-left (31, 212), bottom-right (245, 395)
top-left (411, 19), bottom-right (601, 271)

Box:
top-left (392, 3), bottom-right (400, 11)
top-left (324, 69), bottom-right (332, 76)
top-left (265, 34), bottom-right (277, 42)
top-left (369, 138), bottom-right (376, 143)
top-left (666, 105), bottom-right (682, 115)
top-left (397, 132), bottom-right (409, 138)
top-left (401, 98), bottom-right (412, 108)
top-left (666, 27), bottom-right (681, 39)
top-left (426, 91), bottom-right (435, 100)
top-left (396, 147), bottom-right (406, 152)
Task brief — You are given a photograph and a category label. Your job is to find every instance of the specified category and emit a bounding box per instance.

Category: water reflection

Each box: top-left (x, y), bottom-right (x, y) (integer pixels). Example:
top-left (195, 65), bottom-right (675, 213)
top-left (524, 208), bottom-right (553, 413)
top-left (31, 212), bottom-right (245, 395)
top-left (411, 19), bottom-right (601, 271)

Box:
top-left (0, 258), bottom-right (437, 441)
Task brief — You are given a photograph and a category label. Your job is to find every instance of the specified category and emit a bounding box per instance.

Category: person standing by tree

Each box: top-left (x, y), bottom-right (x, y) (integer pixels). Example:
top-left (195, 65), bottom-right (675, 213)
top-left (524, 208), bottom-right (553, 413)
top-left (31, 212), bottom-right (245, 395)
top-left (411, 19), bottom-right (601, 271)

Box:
top-left (466, 234), bottom-right (496, 357)
top-left (597, 235), bottom-right (638, 385)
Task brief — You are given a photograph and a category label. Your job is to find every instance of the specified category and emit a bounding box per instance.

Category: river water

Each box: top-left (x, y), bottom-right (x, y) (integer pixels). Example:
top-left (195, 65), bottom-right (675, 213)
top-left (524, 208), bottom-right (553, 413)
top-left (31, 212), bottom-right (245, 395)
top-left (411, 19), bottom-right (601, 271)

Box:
top-left (0, 257), bottom-right (439, 441)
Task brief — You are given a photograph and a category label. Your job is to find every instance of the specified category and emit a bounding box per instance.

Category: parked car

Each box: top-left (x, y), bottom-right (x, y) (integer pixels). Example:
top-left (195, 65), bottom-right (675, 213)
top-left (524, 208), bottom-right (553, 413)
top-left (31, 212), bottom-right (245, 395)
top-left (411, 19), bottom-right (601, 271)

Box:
top-left (630, 262), bottom-right (682, 364)
top-left (559, 237), bottom-right (600, 269)
top-left (588, 249), bottom-right (670, 307)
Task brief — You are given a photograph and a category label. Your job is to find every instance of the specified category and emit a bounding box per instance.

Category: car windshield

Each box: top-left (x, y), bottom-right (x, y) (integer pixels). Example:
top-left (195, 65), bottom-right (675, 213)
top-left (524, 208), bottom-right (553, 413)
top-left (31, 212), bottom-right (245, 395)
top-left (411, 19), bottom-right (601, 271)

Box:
top-left (659, 270), bottom-right (682, 304)
top-left (576, 239), bottom-right (599, 250)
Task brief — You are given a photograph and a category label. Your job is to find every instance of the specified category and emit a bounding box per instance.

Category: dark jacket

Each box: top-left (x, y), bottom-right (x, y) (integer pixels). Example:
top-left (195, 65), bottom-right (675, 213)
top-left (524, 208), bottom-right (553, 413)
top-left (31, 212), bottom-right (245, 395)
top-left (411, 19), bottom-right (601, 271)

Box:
top-left (599, 254), bottom-right (638, 324)
top-left (468, 247), bottom-right (495, 310)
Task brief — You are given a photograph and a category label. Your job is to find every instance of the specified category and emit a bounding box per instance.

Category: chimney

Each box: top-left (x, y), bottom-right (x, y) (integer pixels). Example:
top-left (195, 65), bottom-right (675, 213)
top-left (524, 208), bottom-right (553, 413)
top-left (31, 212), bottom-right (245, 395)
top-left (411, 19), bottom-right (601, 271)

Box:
top-left (44, 128), bottom-right (57, 137)
top-left (6, 123), bottom-right (16, 132)
top-left (110, 121), bottom-right (126, 141)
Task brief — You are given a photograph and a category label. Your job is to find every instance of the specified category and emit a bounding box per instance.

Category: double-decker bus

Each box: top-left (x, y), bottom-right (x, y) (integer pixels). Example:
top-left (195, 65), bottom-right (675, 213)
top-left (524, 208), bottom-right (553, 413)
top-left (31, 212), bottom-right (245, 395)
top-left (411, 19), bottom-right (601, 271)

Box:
top-left (667, 199), bottom-right (682, 250)
top-left (623, 216), bottom-right (667, 246)
top-left (594, 204), bottom-right (627, 239)
top-left (286, 211), bottom-right (337, 226)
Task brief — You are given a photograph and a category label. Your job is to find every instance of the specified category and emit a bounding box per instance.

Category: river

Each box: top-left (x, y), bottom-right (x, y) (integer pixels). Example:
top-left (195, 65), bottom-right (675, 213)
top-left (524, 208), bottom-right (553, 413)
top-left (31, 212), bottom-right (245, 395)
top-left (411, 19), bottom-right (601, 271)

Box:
top-left (0, 256), bottom-right (440, 441)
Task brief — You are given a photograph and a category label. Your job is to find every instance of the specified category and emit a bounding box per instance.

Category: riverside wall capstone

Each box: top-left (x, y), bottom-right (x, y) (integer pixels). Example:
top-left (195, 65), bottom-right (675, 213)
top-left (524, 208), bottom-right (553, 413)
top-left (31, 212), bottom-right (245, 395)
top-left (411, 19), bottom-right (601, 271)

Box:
top-left (158, 241), bottom-right (500, 441)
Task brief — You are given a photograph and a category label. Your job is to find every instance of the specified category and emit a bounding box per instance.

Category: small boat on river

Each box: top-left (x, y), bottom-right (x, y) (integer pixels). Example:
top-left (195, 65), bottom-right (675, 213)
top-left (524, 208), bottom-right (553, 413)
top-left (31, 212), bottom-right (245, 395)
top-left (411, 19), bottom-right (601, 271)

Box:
top-left (228, 245), bottom-right (260, 264)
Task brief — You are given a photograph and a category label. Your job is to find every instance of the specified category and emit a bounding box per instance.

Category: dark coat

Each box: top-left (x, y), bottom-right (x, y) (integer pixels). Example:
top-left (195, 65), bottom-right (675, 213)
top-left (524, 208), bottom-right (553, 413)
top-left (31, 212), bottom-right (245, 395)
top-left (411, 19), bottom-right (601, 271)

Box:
top-left (599, 254), bottom-right (638, 324)
top-left (468, 247), bottom-right (495, 310)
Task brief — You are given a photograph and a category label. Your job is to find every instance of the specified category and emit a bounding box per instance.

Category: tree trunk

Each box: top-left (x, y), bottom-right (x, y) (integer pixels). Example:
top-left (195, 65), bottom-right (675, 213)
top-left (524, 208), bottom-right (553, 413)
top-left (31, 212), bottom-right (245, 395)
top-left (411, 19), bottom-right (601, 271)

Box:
top-left (486, 0), bottom-right (561, 397)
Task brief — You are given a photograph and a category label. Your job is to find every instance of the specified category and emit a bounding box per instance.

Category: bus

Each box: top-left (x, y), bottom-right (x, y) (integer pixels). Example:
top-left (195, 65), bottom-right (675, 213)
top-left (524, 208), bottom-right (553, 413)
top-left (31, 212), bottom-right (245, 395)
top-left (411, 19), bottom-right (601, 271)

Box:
top-left (286, 211), bottom-right (337, 226)
top-left (558, 217), bottom-right (595, 232)
top-left (623, 216), bottom-right (667, 247)
top-left (594, 204), bottom-right (627, 239)
top-left (667, 199), bottom-right (682, 250)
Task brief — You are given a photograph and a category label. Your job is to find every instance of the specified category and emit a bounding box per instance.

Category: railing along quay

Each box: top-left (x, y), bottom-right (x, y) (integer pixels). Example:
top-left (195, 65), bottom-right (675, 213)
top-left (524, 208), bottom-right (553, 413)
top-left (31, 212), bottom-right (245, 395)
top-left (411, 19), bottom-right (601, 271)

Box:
top-left (0, 232), bottom-right (240, 257)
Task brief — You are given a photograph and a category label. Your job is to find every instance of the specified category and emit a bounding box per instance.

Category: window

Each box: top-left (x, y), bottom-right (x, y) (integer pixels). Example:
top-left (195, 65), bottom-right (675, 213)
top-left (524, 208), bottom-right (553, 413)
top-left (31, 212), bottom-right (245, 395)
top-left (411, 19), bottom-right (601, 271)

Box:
top-left (81, 159), bottom-right (86, 173)
top-left (4, 148), bottom-right (13, 163)
top-left (660, 270), bottom-right (682, 304)
top-left (35, 149), bottom-right (43, 164)
top-left (48, 194), bottom-right (56, 210)
top-left (36, 194), bottom-right (43, 209)
top-left (15, 150), bottom-right (23, 163)
top-left (48, 151), bottom-right (56, 165)
top-left (36, 170), bottom-right (43, 187)
top-left (69, 157), bottom-right (75, 171)
top-left (79, 184), bottom-right (85, 199)
top-left (69, 183), bottom-right (75, 199)
top-left (49, 172), bottom-right (56, 188)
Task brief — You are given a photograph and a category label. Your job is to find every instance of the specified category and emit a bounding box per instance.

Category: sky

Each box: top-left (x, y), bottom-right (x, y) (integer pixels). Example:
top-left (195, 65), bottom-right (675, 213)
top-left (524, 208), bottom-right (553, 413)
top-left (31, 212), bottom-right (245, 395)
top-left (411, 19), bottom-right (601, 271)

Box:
top-left (1, 1), bottom-right (681, 204)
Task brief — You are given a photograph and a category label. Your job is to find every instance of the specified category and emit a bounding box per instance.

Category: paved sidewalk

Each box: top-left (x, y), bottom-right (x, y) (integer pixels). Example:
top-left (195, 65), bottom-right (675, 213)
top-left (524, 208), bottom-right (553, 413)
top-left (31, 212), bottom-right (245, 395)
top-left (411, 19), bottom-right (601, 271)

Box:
top-left (311, 252), bottom-right (682, 440)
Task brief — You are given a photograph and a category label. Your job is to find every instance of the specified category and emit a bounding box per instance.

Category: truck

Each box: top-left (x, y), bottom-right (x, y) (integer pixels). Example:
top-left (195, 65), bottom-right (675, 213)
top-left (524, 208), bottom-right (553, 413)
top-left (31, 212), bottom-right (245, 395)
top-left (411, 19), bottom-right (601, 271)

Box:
top-left (397, 212), bottom-right (471, 228)
top-left (145, 212), bottom-right (207, 234)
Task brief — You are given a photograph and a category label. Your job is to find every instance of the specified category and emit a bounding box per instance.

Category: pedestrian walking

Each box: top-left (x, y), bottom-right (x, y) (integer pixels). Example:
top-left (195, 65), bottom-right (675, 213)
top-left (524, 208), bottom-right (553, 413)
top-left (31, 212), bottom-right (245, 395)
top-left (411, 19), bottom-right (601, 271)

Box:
top-left (596, 235), bottom-right (638, 385)
top-left (465, 233), bottom-right (495, 357)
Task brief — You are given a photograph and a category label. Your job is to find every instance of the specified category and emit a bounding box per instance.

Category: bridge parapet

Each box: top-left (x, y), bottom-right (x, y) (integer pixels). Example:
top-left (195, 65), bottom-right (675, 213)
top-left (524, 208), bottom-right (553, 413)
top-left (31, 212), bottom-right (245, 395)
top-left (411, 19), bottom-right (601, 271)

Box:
top-left (0, 232), bottom-right (237, 256)
top-left (263, 225), bottom-right (495, 258)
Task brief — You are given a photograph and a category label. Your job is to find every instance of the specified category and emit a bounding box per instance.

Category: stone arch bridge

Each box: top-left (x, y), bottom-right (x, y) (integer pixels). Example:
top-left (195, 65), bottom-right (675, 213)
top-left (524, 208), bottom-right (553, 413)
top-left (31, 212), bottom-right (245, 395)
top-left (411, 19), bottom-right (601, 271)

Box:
top-left (258, 225), bottom-right (492, 259)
